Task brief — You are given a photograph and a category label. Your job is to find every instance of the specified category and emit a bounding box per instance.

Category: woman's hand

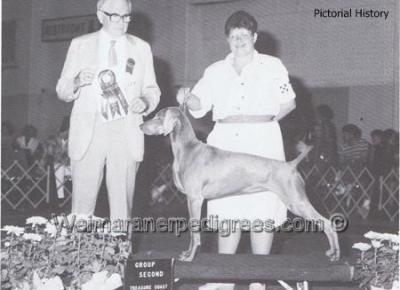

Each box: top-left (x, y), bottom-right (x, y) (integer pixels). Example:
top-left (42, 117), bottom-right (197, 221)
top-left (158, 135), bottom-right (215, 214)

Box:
top-left (177, 87), bottom-right (191, 105)
top-left (176, 88), bottom-right (202, 111)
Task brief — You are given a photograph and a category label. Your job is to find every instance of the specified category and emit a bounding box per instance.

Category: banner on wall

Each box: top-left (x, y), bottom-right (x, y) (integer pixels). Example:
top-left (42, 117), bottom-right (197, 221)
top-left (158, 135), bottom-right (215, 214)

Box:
top-left (41, 14), bottom-right (101, 42)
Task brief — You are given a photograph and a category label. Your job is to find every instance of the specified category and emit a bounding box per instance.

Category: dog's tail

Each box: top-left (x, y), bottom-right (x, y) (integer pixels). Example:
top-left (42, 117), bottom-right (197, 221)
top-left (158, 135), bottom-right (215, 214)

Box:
top-left (289, 141), bottom-right (313, 168)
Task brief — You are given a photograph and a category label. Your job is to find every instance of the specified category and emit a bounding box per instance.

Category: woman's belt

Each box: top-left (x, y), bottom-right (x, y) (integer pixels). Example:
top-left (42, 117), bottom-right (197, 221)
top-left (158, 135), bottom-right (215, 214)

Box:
top-left (216, 115), bottom-right (275, 123)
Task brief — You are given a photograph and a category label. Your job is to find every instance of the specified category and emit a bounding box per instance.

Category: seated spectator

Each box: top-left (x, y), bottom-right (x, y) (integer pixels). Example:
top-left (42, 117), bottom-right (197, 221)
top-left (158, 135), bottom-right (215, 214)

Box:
top-left (311, 104), bottom-right (338, 167)
top-left (42, 116), bottom-right (70, 199)
top-left (382, 129), bottom-right (399, 170)
top-left (338, 124), bottom-right (370, 169)
top-left (367, 129), bottom-right (397, 221)
top-left (14, 125), bottom-right (42, 166)
top-left (368, 129), bottom-right (388, 176)
top-left (42, 119), bottom-right (69, 166)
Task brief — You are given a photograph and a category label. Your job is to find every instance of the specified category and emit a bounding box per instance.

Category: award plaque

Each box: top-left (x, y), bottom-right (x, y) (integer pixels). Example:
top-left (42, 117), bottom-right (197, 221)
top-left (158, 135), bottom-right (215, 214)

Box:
top-left (124, 257), bottom-right (175, 290)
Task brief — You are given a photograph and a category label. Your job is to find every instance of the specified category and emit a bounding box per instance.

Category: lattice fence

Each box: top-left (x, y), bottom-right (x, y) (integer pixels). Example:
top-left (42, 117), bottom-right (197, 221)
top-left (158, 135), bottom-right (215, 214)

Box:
top-left (299, 163), bottom-right (398, 221)
top-left (1, 161), bottom-right (49, 209)
top-left (378, 169), bottom-right (399, 221)
top-left (149, 162), bottom-right (185, 206)
top-left (1, 160), bottom-right (398, 221)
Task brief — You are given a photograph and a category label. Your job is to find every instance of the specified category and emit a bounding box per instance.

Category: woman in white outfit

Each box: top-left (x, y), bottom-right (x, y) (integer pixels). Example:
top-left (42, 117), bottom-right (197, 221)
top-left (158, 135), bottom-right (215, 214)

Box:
top-left (177, 11), bottom-right (296, 290)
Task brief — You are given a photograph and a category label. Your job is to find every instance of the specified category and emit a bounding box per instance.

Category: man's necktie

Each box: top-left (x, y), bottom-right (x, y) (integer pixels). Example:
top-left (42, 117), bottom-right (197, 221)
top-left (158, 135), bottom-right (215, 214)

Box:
top-left (108, 40), bottom-right (117, 67)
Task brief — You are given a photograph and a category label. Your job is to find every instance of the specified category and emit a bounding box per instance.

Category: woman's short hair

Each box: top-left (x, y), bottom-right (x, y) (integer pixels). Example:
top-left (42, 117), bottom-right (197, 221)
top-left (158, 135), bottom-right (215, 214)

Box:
top-left (224, 10), bottom-right (257, 36)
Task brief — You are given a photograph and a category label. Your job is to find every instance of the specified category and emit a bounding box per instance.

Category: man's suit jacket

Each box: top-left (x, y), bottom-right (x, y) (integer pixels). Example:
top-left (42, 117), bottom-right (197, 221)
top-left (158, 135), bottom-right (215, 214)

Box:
top-left (56, 31), bottom-right (160, 161)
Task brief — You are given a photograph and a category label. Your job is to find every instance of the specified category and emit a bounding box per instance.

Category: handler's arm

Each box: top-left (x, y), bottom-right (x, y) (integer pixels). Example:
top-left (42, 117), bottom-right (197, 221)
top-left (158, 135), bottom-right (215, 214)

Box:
top-left (275, 99), bottom-right (296, 121)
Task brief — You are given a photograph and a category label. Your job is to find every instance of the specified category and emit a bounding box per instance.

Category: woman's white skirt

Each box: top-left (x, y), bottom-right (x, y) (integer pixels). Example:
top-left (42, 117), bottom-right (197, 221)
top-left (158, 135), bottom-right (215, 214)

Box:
top-left (206, 121), bottom-right (287, 229)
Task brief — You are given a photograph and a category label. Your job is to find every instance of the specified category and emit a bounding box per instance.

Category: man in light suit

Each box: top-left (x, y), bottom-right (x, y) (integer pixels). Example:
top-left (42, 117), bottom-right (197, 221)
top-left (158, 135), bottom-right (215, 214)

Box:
top-left (56, 0), bottom-right (160, 220)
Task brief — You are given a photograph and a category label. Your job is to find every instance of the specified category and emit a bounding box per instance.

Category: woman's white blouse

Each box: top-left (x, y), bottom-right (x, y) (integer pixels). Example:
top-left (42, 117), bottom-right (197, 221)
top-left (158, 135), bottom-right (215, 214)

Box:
top-left (190, 51), bottom-right (295, 120)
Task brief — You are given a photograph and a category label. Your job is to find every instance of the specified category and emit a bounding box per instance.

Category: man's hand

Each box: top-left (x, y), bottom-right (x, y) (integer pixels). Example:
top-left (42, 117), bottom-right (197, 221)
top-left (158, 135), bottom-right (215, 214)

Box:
top-left (176, 87), bottom-right (191, 105)
top-left (130, 97), bottom-right (148, 114)
top-left (73, 69), bottom-right (95, 92)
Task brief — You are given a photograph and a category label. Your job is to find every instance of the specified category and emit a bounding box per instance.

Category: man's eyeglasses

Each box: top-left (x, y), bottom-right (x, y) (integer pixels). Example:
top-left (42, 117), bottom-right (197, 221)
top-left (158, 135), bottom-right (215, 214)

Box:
top-left (228, 33), bottom-right (253, 41)
top-left (99, 10), bottom-right (132, 23)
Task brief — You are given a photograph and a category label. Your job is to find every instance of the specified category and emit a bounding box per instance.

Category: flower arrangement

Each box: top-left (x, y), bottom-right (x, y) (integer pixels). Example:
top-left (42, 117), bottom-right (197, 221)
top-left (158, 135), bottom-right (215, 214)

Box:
top-left (353, 231), bottom-right (399, 289)
top-left (1, 215), bottom-right (130, 290)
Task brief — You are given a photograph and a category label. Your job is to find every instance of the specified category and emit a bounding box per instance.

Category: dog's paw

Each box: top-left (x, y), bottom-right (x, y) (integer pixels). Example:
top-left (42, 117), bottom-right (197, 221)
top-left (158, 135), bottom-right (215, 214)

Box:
top-left (325, 249), bottom-right (340, 262)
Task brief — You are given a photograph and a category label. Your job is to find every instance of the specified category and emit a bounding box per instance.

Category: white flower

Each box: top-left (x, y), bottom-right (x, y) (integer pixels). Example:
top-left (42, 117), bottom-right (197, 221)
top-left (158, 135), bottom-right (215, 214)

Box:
top-left (82, 271), bottom-right (109, 290)
top-left (23, 233), bottom-right (42, 242)
top-left (390, 235), bottom-right (399, 244)
top-left (26, 216), bottom-right (48, 226)
top-left (40, 276), bottom-right (64, 290)
top-left (392, 244), bottom-right (399, 251)
top-left (364, 231), bottom-right (385, 240)
top-left (352, 242), bottom-right (372, 251)
top-left (84, 272), bottom-right (122, 290)
top-left (4, 242), bottom-right (10, 247)
top-left (109, 231), bottom-right (127, 238)
top-left (364, 231), bottom-right (399, 243)
top-left (104, 273), bottom-right (123, 290)
top-left (1, 225), bottom-right (25, 236)
top-left (382, 233), bottom-right (400, 244)
top-left (33, 272), bottom-right (42, 289)
top-left (93, 270), bottom-right (109, 281)
top-left (44, 222), bottom-right (57, 237)
top-left (33, 272), bottom-right (64, 290)
top-left (17, 281), bottom-right (30, 290)
top-left (371, 240), bottom-right (382, 248)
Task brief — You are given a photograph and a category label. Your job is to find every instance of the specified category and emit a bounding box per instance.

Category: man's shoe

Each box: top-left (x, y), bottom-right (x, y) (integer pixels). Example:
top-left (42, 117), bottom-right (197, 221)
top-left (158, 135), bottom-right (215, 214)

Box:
top-left (249, 282), bottom-right (266, 290)
top-left (198, 283), bottom-right (235, 290)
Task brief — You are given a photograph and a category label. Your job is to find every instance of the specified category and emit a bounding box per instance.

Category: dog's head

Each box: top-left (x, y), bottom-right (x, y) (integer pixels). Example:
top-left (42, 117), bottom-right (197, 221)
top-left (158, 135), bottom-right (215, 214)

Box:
top-left (140, 107), bottom-right (181, 136)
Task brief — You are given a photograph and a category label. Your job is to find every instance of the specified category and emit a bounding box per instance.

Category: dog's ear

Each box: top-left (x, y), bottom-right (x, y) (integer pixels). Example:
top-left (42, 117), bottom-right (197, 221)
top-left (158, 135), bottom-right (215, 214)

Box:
top-left (163, 119), bottom-right (178, 135)
top-left (162, 112), bottom-right (179, 135)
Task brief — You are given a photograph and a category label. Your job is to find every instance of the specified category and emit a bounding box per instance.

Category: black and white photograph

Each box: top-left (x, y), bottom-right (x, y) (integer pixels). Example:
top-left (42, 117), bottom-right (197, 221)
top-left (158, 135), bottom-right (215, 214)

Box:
top-left (1, 0), bottom-right (399, 289)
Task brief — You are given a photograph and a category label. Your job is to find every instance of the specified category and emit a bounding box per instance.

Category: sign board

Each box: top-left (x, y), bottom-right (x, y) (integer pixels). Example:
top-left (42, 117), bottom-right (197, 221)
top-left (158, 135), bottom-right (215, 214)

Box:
top-left (125, 257), bottom-right (175, 290)
top-left (41, 14), bottom-right (101, 42)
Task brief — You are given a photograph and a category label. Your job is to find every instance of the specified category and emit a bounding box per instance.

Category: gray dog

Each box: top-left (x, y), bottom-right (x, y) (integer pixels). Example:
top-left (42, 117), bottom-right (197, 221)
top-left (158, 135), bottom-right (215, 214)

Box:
top-left (140, 107), bottom-right (340, 262)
